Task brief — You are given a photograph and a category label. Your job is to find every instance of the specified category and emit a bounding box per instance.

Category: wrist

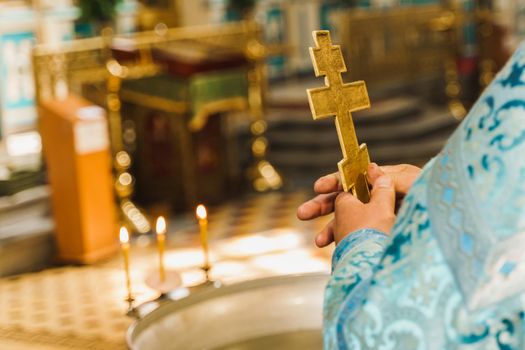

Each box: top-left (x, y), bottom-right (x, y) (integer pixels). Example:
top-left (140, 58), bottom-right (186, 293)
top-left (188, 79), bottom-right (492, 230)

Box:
top-left (332, 228), bottom-right (389, 269)
top-left (335, 219), bottom-right (394, 244)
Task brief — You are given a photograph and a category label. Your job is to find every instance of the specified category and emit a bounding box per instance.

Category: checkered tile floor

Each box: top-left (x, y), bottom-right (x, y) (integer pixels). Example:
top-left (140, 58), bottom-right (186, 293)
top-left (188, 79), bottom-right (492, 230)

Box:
top-left (0, 191), bottom-right (333, 350)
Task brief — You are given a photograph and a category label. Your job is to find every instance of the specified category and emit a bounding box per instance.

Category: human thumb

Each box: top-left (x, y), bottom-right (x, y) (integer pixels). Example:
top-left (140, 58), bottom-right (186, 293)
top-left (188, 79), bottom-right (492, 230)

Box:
top-left (366, 162), bottom-right (385, 184)
top-left (370, 175), bottom-right (395, 213)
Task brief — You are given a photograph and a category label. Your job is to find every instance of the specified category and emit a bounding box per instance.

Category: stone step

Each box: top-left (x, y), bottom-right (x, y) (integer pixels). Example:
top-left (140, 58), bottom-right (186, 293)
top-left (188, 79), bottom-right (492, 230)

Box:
top-left (267, 106), bottom-right (455, 147)
top-left (0, 186), bottom-right (51, 230)
top-left (264, 96), bottom-right (423, 127)
top-left (0, 186), bottom-right (55, 277)
top-left (268, 132), bottom-right (447, 168)
top-left (238, 89), bottom-right (458, 190)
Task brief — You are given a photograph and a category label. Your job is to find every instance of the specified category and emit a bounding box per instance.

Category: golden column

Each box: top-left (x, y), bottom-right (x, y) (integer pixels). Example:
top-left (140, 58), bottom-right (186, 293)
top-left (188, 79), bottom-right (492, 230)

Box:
top-left (106, 59), bottom-right (151, 234)
top-left (245, 22), bottom-right (283, 192)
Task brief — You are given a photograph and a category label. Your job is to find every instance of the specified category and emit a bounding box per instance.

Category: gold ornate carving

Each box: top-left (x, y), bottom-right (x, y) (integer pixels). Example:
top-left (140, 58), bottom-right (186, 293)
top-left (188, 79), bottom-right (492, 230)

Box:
top-left (188, 97), bottom-right (248, 131)
top-left (33, 21), bottom-right (283, 198)
top-left (338, 6), bottom-right (467, 119)
top-left (120, 89), bottom-right (188, 114)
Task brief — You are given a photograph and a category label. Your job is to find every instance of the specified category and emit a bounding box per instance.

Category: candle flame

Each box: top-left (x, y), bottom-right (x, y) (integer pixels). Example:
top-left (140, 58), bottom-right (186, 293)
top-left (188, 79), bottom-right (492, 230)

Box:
top-left (156, 216), bottom-right (166, 235)
top-left (119, 226), bottom-right (129, 243)
top-left (196, 204), bottom-right (207, 220)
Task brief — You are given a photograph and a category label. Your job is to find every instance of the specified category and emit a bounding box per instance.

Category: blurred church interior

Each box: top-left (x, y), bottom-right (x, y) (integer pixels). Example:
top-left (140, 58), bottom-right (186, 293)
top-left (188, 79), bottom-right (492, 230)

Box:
top-left (0, 0), bottom-right (523, 349)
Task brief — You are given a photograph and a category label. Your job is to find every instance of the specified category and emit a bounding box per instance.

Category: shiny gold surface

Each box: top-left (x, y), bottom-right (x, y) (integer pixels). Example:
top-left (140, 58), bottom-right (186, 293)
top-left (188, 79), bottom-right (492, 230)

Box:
top-left (106, 60), bottom-right (151, 234)
top-left (188, 97), bottom-right (248, 131)
top-left (120, 89), bottom-right (188, 113)
top-left (307, 31), bottom-right (371, 202)
top-left (245, 30), bottom-right (283, 192)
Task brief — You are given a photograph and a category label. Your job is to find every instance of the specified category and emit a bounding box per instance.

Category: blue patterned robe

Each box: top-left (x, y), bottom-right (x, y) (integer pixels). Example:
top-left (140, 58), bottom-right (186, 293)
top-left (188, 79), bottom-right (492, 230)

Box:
top-left (324, 42), bottom-right (525, 349)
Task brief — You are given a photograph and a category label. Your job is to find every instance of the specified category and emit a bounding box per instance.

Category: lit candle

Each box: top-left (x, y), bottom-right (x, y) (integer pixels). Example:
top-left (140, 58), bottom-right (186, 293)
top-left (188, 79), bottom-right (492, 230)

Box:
top-left (196, 204), bottom-right (210, 271)
top-left (156, 216), bottom-right (166, 283)
top-left (119, 226), bottom-right (133, 301)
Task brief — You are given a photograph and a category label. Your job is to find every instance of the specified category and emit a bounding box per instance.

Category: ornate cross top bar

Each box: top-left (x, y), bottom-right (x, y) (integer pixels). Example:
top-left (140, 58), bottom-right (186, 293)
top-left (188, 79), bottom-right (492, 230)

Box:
top-left (307, 30), bottom-right (372, 203)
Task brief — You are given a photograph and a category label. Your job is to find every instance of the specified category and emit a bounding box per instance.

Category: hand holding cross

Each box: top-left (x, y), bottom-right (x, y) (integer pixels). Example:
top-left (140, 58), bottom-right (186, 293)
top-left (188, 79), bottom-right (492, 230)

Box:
top-left (307, 30), bottom-right (371, 203)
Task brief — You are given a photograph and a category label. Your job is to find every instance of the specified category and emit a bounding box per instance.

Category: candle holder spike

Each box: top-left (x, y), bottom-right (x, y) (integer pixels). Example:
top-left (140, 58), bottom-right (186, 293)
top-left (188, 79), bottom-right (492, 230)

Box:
top-left (125, 294), bottom-right (138, 318)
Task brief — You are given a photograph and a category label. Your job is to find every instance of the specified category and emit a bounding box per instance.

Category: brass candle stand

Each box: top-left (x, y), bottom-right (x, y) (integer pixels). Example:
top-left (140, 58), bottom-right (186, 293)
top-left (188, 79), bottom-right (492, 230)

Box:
top-left (124, 209), bottom-right (221, 320)
top-left (144, 217), bottom-right (184, 296)
top-left (192, 204), bottom-right (222, 290)
top-left (119, 226), bottom-right (140, 318)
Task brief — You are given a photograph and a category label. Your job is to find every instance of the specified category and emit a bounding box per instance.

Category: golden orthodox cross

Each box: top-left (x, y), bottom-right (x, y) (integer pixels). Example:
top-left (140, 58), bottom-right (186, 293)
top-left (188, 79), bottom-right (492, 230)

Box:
top-left (307, 30), bottom-right (371, 203)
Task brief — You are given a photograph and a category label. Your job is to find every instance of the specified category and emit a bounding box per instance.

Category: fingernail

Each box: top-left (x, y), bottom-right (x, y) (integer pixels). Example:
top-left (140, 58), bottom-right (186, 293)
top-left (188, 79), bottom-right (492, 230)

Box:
top-left (376, 176), bottom-right (392, 188)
